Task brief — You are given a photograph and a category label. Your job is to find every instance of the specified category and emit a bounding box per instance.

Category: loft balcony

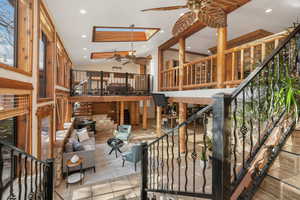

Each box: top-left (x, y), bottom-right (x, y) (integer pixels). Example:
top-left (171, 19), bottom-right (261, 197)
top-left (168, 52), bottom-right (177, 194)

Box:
top-left (159, 31), bottom-right (288, 91)
top-left (71, 70), bottom-right (152, 97)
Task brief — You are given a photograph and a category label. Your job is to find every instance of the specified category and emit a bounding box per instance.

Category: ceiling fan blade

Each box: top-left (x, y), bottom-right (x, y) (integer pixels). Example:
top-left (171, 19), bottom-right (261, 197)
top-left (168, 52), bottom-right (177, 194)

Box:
top-left (141, 5), bottom-right (187, 12)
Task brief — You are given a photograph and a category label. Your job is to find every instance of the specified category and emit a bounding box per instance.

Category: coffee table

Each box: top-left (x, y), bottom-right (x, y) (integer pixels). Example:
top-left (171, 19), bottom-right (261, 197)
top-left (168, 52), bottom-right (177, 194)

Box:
top-left (107, 138), bottom-right (124, 158)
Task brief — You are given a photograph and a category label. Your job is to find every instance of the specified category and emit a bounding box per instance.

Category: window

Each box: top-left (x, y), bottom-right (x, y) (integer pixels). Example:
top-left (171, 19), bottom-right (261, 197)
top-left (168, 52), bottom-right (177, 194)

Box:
top-left (0, 0), bottom-right (16, 67)
top-left (39, 32), bottom-right (47, 98)
top-left (36, 105), bottom-right (53, 160)
top-left (0, 0), bottom-right (33, 73)
top-left (0, 117), bottom-right (17, 187)
top-left (40, 116), bottom-right (50, 160)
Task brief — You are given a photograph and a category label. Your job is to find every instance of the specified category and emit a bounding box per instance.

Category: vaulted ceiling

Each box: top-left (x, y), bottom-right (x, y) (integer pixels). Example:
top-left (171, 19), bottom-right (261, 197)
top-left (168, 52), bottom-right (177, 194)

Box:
top-left (44, 0), bottom-right (300, 65)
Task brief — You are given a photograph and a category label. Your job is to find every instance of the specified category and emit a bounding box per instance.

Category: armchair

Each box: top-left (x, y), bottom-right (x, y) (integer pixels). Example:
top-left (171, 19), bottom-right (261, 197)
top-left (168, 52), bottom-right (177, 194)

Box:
top-left (114, 125), bottom-right (132, 141)
top-left (122, 144), bottom-right (142, 171)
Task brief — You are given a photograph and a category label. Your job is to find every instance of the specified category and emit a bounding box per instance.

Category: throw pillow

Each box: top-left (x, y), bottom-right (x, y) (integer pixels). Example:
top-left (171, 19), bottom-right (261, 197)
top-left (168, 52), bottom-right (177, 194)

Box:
top-left (77, 129), bottom-right (90, 142)
top-left (73, 141), bottom-right (84, 151)
top-left (65, 142), bottom-right (73, 153)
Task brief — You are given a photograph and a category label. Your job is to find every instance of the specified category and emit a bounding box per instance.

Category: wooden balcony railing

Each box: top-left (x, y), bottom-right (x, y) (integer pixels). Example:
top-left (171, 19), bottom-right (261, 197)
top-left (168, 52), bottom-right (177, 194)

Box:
top-left (160, 31), bottom-right (288, 91)
top-left (71, 70), bottom-right (151, 96)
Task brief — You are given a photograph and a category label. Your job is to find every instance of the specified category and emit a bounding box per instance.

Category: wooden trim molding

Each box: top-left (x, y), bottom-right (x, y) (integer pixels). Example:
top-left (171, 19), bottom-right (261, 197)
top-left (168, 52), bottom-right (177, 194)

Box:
top-left (36, 104), bottom-right (54, 159)
top-left (0, 77), bottom-right (33, 90)
top-left (0, 63), bottom-right (32, 77)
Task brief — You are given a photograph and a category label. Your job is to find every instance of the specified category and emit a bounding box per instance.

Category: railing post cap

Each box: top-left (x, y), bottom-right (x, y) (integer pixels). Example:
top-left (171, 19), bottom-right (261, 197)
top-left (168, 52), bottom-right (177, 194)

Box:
top-left (212, 93), bottom-right (232, 99)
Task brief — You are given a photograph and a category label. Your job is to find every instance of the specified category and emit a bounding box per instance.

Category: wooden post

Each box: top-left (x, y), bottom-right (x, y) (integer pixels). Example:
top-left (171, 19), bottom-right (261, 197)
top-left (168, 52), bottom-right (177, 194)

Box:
top-left (136, 101), bottom-right (140, 125)
top-left (179, 102), bottom-right (187, 153)
top-left (143, 100), bottom-right (148, 129)
top-left (130, 102), bottom-right (136, 125)
top-left (217, 27), bottom-right (227, 88)
top-left (212, 93), bottom-right (232, 200)
top-left (156, 106), bottom-right (162, 137)
top-left (179, 38), bottom-right (186, 91)
top-left (120, 101), bottom-right (125, 125)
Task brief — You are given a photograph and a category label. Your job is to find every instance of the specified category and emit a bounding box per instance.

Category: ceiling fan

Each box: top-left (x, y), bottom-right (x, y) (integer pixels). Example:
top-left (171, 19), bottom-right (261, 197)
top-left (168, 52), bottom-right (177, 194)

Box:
top-left (107, 25), bottom-right (152, 65)
top-left (141, 0), bottom-right (227, 36)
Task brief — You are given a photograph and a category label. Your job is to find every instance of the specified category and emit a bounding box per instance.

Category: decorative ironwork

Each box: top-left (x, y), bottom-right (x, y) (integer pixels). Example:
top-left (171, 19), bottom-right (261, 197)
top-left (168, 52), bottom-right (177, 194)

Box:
top-left (0, 141), bottom-right (54, 200)
top-left (229, 24), bottom-right (300, 197)
top-left (141, 105), bottom-right (213, 199)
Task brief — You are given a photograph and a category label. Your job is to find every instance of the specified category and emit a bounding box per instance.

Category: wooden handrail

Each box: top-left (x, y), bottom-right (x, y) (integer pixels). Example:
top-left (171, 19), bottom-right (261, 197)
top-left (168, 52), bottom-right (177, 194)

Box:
top-left (160, 30), bottom-right (289, 91)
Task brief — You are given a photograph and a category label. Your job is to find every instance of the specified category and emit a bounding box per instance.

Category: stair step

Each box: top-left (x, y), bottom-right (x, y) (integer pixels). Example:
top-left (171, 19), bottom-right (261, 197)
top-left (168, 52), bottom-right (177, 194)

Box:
top-left (268, 151), bottom-right (300, 188)
top-left (282, 130), bottom-right (300, 155)
top-left (253, 187), bottom-right (279, 200)
top-left (256, 175), bottom-right (300, 200)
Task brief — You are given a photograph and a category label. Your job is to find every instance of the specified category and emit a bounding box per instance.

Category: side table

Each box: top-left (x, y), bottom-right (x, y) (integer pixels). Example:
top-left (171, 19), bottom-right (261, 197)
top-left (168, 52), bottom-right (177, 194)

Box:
top-left (66, 158), bottom-right (84, 188)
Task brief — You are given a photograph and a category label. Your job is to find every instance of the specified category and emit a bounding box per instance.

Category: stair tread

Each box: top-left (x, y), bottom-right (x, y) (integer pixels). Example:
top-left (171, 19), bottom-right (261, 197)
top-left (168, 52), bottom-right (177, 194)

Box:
top-left (268, 151), bottom-right (300, 188)
top-left (253, 187), bottom-right (280, 200)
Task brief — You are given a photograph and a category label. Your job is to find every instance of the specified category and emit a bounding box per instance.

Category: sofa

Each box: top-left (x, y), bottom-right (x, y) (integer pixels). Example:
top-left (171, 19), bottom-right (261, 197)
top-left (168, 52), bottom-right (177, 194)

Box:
top-left (62, 129), bottom-right (96, 174)
top-left (114, 125), bottom-right (132, 141)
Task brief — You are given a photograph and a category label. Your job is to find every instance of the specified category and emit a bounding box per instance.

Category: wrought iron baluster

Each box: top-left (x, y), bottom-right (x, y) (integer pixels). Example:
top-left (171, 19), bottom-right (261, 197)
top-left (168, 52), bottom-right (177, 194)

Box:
top-left (35, 160), bottom-right (38, 200)
top-left (233, 98), bottom-right (238, 182)
top-left (184, 127), bottom-right (188, 192)
top-left (24, 156), bottom-right (28, 200)
top-left (29, 159), bottom-right (33, 199)
top-left (0, 144), bottom-right (3, 200)
top-left (152, 143), bottom-right (155, 190)
top-left (192, 120), bottom-right (196, 193)
top-left (249, 82), bottom-right (254, 156)
top-left (39, 162), bottom-right (42, 196)
top-left (161, 138), bottom-right (164, 190)
top-left (202, 115), bottom-right (207, 193)
top-left (156, 141), bottom-right (159, 190)
top-left (178, 127), bottom-right (181, 191)
top-left (257, 73), bottom-right (261, 144)
top-left (149, 145), bottom-right (152, 190)
top-left (166, 134), bottom-right (169, 191)
top-left (8, 149), bottom-right (16, 200)
top-left (241, 89), bottom-right (246, 169)
top-left (18, 153), bottom-right (22, 200)
top-left (171, 130), bottom-right (175, 191)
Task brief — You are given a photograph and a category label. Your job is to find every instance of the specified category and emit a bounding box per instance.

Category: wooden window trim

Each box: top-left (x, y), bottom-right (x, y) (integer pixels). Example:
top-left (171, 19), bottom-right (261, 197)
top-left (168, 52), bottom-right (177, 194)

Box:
top-left (0, 0), bottom-right (34, 75)
top-left (37, 1), bottom-right (55, 101)
top-left (36, 104), bottom-right (54, 159)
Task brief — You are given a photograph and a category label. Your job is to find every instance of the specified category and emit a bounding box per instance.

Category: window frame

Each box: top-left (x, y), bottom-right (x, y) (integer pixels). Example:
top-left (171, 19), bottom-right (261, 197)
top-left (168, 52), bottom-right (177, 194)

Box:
top-left (37, 1), bottom-right (55, 102)
top-left (0, 0), bottom-right (34, 76)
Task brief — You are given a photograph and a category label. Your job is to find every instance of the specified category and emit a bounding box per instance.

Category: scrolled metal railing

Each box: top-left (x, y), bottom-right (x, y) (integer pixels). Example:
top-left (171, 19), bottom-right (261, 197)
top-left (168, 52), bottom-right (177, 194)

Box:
top-left (141, 105), bottom-right (214, 199)
top-left (228, 23), bottom-right (300, 197)
top-left (0, 141), bottom-right (54, 200)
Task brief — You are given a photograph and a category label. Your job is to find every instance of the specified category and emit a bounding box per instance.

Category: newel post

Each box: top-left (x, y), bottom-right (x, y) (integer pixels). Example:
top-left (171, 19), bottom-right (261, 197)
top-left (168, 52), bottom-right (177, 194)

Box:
top-left (140, 142), bottom-right (148, 200)
top-left (212, 93), bottom-right (232, 200)
top-left (46, 159), bottom-right (54, 200)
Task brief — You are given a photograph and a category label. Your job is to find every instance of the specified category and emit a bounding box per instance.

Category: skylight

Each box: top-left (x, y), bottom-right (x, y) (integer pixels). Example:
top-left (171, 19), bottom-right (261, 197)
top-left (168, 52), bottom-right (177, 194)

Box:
top-left (92, 26), bottom-right (160, 42)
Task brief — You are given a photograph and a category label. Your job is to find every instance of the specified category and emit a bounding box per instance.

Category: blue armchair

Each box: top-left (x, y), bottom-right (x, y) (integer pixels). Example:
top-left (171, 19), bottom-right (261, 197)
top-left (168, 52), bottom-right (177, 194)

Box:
top-left (114, 125), bottom-right (132, 141)
top-left (122, 144), bottom-right (142, 171)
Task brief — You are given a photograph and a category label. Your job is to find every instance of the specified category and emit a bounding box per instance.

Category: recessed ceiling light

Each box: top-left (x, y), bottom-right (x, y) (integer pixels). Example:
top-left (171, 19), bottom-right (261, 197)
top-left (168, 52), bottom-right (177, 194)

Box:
top-left (187, 46), bottom-right (191, 49)
top-left (83, 48), bottom-right (88, 51)
top-left (265, 8), bottom-right (272, 13)
top-left (80, 9), bottom-right (87, 14)
top-left (81, 35), bottom-right (87, 38)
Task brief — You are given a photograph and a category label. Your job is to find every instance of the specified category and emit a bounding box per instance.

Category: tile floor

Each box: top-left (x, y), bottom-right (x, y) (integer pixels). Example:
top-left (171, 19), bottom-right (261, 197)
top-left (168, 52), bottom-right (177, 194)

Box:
top-left (55, 124), bottom-right (157, 200)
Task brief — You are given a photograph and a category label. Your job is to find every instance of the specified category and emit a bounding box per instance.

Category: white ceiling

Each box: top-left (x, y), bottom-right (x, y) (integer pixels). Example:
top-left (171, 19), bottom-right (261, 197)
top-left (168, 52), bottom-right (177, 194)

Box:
top-left (44, 0), bottom-right (300, 65)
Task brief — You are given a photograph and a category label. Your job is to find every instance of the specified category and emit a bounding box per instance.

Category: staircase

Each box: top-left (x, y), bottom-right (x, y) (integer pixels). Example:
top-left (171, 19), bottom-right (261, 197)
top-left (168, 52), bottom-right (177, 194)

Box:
top-left (0, 141), bottom-right (54, 199)
top-left (253, 130), bottom-right (300, 200)
top-left (141, 23), bottom-right (300, 200)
